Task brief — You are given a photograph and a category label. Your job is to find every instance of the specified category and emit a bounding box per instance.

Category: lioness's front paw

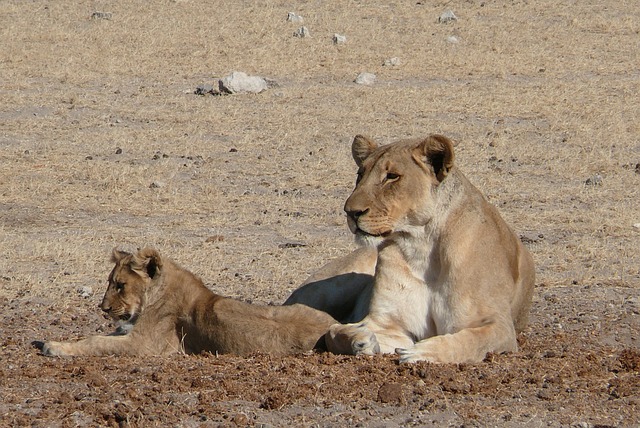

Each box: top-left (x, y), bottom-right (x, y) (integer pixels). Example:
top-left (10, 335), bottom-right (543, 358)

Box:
top-left (326, 323), bottom-right (380, 355)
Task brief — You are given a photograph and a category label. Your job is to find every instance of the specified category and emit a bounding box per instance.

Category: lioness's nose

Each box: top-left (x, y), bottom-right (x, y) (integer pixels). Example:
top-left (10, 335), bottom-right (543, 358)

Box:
top-left (100, 301), bottom-right (110, 313)
top-left (345, 208), bottom-right (368, 222)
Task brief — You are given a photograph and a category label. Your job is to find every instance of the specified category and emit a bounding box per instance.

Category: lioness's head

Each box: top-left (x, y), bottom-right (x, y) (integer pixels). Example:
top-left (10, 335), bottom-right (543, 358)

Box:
top-left (344, 134), bottom-right (455, 245)
top-left (100, 248), bottom-right (163, 324)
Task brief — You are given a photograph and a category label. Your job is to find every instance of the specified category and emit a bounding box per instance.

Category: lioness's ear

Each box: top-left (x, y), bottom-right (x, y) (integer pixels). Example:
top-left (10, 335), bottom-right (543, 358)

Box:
top-left (352, 135), bottom-right (378, 167)
top-left (131, 247), bottom-right (163, 279)
top-left (415, 134), bottom-right (455, 182)
top-left (111, 248), bottom-right (131, 263)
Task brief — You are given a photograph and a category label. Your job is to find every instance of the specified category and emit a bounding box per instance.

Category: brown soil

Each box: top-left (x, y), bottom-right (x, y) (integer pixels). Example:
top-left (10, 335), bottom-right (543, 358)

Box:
top-left (1, 0), bottom-right (638, 427)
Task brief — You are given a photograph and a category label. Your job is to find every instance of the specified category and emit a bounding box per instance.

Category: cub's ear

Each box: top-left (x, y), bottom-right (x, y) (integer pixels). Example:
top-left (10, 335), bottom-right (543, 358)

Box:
top-left (414, 134), bottom-right (455, 182)
top-left (351, 135), bottom-right (378, 167)
top-left (131, 247), bottom-right (163, 279)
top-left (111, 248), bottom-right (131, 263)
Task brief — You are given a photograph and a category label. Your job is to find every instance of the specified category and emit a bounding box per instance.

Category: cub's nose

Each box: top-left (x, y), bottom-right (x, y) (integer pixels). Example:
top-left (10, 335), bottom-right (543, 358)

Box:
top-left (100, 301), bottom-right (111, 313)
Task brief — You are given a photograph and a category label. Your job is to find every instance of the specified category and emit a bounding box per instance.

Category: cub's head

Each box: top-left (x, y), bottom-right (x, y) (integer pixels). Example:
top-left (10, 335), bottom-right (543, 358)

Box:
top-left (100, 248), bottom-right (163, 324)
top-left (344, 134), bottom-right (455, 245)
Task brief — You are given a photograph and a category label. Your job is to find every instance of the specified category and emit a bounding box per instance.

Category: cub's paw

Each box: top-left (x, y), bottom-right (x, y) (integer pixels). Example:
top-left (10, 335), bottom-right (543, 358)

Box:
top-left (326, 323), bottom-right (380, 356)
top-left (40, 341), bottom-right (71, 357)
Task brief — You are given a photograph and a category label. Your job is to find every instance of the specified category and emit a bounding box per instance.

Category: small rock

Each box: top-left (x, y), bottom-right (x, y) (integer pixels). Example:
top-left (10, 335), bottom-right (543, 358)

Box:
top-left (633, 223), bottom-right (640, 230)
top-left (383, 57), bottom-right (400, 66)
top-left (585, 173), bottom-right (603, 186)
top-left (287, 12), bottom-right (303, 23)
top-left (293, 26), bottom-right (310, 38)
top-left (635, 163), bottom-right (640, 175)
top-left (194, 84), bottom-right (219, 96)
top-left (355, 72), bottom-right (376, 85)
top-left (115, 147), bottom-right (123, 155)
top-left (377, 382), bottom-right (403, 404)
top-left (447, 35), bottom-right (459, 44)
top-left (91, 11), bottom-right (112, 20)
top-left (438, 10), bottom-right (458, 23)
top-left (333, 33), bottom-right (347, 44)
top-left (278, 241), bottom-right (307, 249)
top-left (149, 181), bottom-right (164, 189)
top-left (77, 286), bottom-right (93, 299)
top-left (219, 72), bottom-right (268, 95)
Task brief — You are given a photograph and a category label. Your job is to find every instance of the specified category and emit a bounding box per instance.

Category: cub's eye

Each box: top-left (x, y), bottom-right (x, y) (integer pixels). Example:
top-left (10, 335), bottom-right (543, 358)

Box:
top-left (385, 172), bottom-right (400, 182)
top-left (356, 169), bottom-right (364, 184)
top-left (115, 282), bottom-right (125, 292)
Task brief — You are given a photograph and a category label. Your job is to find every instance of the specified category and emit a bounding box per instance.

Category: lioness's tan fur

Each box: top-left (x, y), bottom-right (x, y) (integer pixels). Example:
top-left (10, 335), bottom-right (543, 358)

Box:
top-left (42, 248), bottom-right (336, 357)
top-left (286, 134), bottom-right (535, 363)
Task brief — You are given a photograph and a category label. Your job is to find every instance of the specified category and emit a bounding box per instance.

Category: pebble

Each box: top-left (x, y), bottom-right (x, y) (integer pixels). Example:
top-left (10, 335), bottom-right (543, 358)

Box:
top-left (383, 57), bottom-right (400, 66)
top-left (219, 71), bottom-right (268, 94)
top-left (447, 35), bottom-right (459, 44)
top-left (293, 26), bottom-right (310, 38)
top-left (584, 173), bottom-right (603, 186)
top-left (333, 33), bottom-right (347, 44)
top-left (77, 286), bottom-right (93, 299)
top-left (91, 11), bottom-right (112, 20)
top-left (438, 10), bottom-right (458, 23)
top-left (355, 72), bottom-right (376, 85)
top-left (287, 12), bottom-right (303, 23)
top-left (149, 181), bottom-right (165, 189)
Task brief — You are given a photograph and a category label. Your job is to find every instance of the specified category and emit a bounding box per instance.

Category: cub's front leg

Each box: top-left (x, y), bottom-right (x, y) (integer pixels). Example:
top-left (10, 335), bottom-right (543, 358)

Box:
top-left (41, 335), bottom-right (134, 357)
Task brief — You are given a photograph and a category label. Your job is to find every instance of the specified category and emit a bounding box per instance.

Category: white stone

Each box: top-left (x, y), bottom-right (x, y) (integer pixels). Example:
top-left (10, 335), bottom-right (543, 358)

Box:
top-left (219, 71), bottom-right (268, 94)
top-left (355, 72), bottom-right (376, 85)
top-left (438, 10), bottom-right (458, 23)
top-left (447, 35), bottom-right (459, 44)
top-left (293, 26), bottom-right (310, 38)
top-left (287, 12), bottom-right (303, 23)
top-left (333, 34), bottom-right (347, 44)
top-left (77, 286), bottom-right (93, 298)
top-left (383, 57), bottom-right (400, 66)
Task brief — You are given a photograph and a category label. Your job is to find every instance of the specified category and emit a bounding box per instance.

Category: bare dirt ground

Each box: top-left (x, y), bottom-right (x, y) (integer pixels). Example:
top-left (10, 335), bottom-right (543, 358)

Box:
top-left (1, 0), bottom-right (639, 426)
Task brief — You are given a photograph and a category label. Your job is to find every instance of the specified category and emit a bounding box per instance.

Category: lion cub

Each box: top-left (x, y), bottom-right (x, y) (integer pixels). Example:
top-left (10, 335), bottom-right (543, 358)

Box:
top-left (41, 248), bottom-right (336, 357)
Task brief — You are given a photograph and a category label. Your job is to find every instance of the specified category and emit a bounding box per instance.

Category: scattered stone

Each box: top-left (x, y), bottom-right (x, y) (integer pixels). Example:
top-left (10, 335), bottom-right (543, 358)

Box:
top-left (633, 223), bottom-right (640, 230)
top-left (149, 181), bottom-right (164, 189)
top-left (636, 163), bottom-right (640, 175)
top-left (438, 10), bottom-right (458, 24)
top-left (218, 72), bottom-right (268, 95)
top-left (115, 147), bottom-right (123, 155)
top-left (287, 12), bottom-right (303, 23)
top-left (447, 35), bottom-right (459, 44)
top-left (520, 232), bottom-right (545, 244)
top-left (194, 84), bottom-right (219, 96)
top-left (584, 173), bottom-right (603, 186)
top-left (354, 72), bottom-right (376, 85)
top-left (333, 33), bottom-right (347, 44)
top-left (377, 382), bottom-right (403, 404)
top-left (278, 241), bottom-right (307, 249)
top-left (383, 57), bottom-right (400, 66)
top-left (91, 11), bottom-right (112, 20)
top-left (85, 156), bottom-right (93, 161)
top-left (293, 26), bottom-right (310, 38)
top-left (77, 286), bottom-right (93, 299)
top-left (152, 151), bottom-right (169, 160)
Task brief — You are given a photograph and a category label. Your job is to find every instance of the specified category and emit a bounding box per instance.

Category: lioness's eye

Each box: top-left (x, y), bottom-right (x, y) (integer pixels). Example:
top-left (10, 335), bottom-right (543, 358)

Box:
top-left (356, 169), bottom-right (364, 184)
top-left (385, 172), bottom-right (400, 182)
top-left (115, 282), bottom-right (125, 292)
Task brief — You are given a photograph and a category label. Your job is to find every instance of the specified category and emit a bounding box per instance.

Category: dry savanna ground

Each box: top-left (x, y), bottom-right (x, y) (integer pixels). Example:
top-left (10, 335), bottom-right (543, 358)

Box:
top-left (1, 0), bottom-right (639, 427)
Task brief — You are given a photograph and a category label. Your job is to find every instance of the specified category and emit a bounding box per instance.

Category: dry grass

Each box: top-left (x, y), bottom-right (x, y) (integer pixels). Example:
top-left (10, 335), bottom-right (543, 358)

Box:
top-left (1, 0), bottom-right (638, 306)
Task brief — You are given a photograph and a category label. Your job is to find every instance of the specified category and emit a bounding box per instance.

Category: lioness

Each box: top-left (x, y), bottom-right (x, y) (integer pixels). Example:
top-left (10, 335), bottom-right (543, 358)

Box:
top-left (41, 248), bottom-right (336, 357)
top-left (286, 134), bottom-right (535, 363)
